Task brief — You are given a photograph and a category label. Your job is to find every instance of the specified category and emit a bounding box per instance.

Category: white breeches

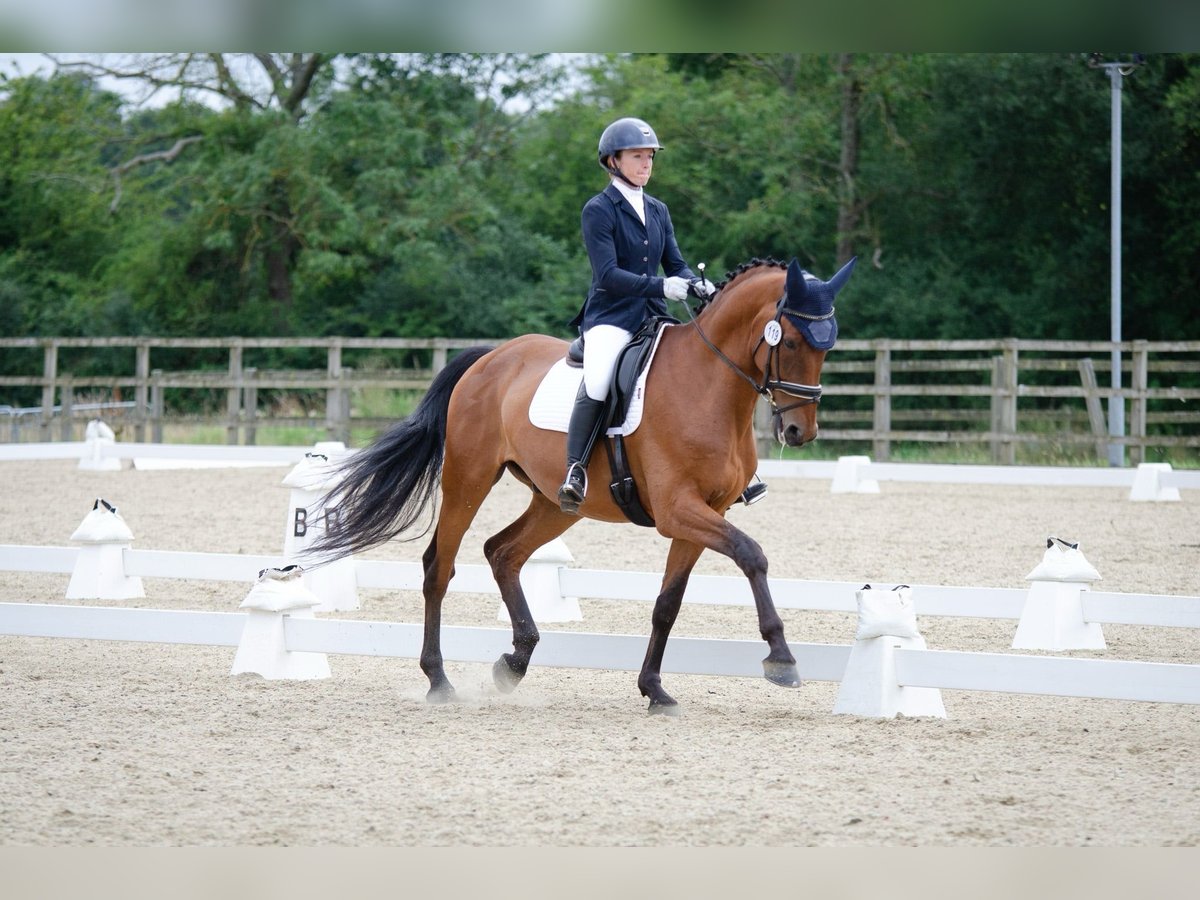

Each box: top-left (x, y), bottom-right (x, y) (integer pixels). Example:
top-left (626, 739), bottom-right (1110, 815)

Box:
top-left (581, 324), bottom-right (633, 400)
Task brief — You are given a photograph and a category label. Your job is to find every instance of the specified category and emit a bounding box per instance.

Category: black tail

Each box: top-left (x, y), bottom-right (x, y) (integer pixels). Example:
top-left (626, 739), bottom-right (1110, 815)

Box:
top-left (308, 346), bottom-right (493, 559)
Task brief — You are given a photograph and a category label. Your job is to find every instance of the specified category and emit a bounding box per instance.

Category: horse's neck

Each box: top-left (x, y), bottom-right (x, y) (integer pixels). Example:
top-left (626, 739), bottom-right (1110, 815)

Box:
top-left (664, 271), bottom-right (781, 417)
top-left (693, 272), bottom-right (781, 372)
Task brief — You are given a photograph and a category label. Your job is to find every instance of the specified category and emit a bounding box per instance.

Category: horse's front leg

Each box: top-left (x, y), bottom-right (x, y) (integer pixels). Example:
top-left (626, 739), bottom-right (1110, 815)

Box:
top-left (734, 527), bottom-right (801, 688)
top-left (638, 539), bottom-right (704, 715)
top-left (659, 501), bottom-right (800, 690)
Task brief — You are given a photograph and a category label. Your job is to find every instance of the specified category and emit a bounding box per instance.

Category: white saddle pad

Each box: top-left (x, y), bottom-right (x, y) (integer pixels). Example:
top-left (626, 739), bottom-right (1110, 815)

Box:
top-left (529, 326), bottom-right (670, 436)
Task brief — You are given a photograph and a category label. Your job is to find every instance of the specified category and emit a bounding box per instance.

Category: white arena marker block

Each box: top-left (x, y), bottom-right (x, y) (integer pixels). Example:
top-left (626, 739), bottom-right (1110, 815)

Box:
top-left (1012, 538), bottom-right (1105, 651)
top-left (834, 584), bottom-right (945, 718)
top-left (78, 420), bottom-right (122, 471)
top-left (497, 537), bottom-right (582, 624)
top-left (281, 445), bottom-right (358, 612)
top-left (830, 455), bottom-right (880, 494)
top-left (1129, 463), bottom-right (1181, 502)
top-left (65, 499), bottom-right (144, 600)
top-left (231, 567), bottom-right (330, 680)
top-left (833, 636), bottom-right (947, 719)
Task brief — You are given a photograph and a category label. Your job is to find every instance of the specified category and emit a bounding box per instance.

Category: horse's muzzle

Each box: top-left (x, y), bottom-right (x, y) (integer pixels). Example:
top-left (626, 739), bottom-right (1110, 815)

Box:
top-left (776, 419), bottom-right (817, 447)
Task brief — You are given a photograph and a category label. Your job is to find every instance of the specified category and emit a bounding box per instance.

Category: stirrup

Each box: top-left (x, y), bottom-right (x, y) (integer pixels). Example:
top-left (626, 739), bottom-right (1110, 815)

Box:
top-left (558, 463), bottom-right (588, 514)
top-left (740, 481), bottom-right (768, 506)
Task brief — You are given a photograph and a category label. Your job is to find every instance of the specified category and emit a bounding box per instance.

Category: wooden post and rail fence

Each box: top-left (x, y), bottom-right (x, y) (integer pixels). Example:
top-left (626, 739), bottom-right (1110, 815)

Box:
top-left (1, 336), bottom-right (1198, 465)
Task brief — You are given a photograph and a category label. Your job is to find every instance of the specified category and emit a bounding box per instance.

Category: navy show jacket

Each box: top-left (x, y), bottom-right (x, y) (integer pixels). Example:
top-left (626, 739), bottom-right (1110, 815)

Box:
top-left (570, 183), bottom-right (696, 332)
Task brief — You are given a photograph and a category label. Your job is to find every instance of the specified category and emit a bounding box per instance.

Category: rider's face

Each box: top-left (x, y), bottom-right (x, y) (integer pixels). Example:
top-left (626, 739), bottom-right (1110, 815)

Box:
top-left (613, 147), bottom-right (655, 187)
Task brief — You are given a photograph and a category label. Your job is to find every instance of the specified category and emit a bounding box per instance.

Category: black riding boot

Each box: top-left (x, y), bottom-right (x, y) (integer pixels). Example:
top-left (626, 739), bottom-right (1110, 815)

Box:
top-left (557, 387), bottom-right (607, 515)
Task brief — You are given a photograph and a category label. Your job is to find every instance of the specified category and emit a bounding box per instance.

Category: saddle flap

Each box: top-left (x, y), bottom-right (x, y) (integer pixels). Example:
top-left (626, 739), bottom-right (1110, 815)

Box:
top-left (533, 321), bottom-right (673, 437)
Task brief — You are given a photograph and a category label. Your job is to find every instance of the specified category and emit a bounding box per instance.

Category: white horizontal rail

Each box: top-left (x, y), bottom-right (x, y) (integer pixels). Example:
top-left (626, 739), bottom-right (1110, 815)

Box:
top-left (1082, 592), bottom-right (1200, 629)
top-left (106, 442), bottom-right (317, 462)
top-left (353, 558), bottom-right (500, 594)
top-left (0, 602), bottom-right (243, 646)
top-left (0, 442), bottom-right (89, 461)
top-left (4, 602), bottom-right (1199, 705)
top-left (5, 545), bottom-right (1199, 629)
top-left (561, 569), bottom-right (1029, 619)
top-left (8, 439), bottom-right (1192, 492)
top-left (281, 618), bottom-right (854, 681)
top-left (1161, 469), bottom-right (1200, 490)
top-left (0, 545), bottom-right (78, 573)
top-left (0, 441), bottom-right (348, 463)
top-left (858, 462), bottom-right (1136, 488)
top-left (123, 549), bottom-right (282, 582)
top-left (754, 459), bottom-right (840, 479)
top-left (0, 602), bottom-right (851, 681)
top-left (895, 648), bottom-right (1200, 705)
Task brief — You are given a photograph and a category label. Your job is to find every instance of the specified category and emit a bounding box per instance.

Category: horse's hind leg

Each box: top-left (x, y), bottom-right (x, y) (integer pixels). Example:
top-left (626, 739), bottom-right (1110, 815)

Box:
top-left (419, 529), bottom-right (457, 703)
top-left (483, 491), bottom-right (576, 694)
top-left (419, 465), bottom-right (499, 703)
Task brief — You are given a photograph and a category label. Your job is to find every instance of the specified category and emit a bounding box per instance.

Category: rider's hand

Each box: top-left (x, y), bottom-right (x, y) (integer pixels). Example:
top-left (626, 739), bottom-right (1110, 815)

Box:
top-left (689, 277), bottom-right (716, 299)
top-left (663, 276), bottom-right (690, 301)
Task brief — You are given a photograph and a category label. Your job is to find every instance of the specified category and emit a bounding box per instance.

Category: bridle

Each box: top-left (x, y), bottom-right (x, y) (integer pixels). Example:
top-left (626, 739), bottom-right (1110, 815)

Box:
top-left (674, 290), bottom-right (827, 420)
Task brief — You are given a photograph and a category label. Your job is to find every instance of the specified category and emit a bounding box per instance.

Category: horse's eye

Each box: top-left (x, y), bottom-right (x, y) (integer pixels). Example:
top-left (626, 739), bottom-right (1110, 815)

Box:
top-left (783, 338), bottom-right (797, 350)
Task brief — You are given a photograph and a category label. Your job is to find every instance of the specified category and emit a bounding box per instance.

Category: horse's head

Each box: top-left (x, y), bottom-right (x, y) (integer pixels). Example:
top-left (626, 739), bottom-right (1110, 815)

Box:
top-left (689, 255), bottom-right (856, 449)
top-left (763, 256), bottom-right (857, 446)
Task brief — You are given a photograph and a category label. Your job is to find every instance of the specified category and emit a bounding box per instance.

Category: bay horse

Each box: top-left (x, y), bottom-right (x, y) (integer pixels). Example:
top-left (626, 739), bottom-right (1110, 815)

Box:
top-left (311, 256), bottom-right (856, 714)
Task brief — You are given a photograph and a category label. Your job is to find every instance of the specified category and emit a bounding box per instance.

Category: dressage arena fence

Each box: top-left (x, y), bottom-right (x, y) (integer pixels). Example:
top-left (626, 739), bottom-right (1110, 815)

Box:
top-left (1, 442), bottom-right (1199, 716)
top-left (3, 335), bottom-right (1199, 463)
top-left (1, 433), bottom-right (1198, 500)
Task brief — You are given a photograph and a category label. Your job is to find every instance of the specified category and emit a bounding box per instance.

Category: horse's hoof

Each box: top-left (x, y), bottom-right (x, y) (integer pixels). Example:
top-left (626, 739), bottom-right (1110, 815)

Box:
top-left (492, 654), bottom-right (524, 694)
top-left (426, 684), bottom-right (457, 704)
top-left (647, 699), bottom-right (682, 717)
top-left (763, 660), bottom-right (802, 688)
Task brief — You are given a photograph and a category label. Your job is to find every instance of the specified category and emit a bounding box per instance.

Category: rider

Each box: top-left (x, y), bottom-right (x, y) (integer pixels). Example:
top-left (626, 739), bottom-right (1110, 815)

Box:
top-left (557, 116), bottom-right (717, 514)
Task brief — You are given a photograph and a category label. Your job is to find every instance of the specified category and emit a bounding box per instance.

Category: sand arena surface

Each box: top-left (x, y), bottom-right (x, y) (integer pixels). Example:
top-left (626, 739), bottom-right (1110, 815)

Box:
top-left (0, 458), bottom-right (1198, 846)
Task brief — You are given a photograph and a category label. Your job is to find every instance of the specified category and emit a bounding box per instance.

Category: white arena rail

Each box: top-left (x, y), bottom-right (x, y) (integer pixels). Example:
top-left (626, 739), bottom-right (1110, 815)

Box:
top-left (0, 546), bottom-right (1184, 627)
top-left (0, 440), bottom-right (313, 464)
top-left (757, 456), bottom-right (1198, 499)
top-left (893, 649), bottom-right (1200, 705)
top-left (2, 602), bottom-right (1199, 706)
top-left (3, 544), bottom-right (1199, 630)
top-left (0, 442), bottom-right (91, 461)
top-left (3, 435), bottom-right (1194, 498)
top-left (860, 461), bottom-right (1137, 487)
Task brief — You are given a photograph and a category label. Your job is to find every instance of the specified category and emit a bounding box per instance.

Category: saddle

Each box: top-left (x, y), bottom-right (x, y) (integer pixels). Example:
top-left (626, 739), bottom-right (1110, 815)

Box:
top-left (566, 315), bottom-right (678, 528)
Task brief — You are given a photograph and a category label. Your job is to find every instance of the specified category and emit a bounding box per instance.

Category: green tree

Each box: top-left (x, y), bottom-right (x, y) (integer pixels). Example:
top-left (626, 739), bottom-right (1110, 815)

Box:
top-left (0, 72), bottom-right (125, 335)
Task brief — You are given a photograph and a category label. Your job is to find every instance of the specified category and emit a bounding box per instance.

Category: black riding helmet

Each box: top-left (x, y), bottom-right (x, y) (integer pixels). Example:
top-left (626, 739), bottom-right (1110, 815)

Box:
top-left (598, 117), bottom-right (663, 186)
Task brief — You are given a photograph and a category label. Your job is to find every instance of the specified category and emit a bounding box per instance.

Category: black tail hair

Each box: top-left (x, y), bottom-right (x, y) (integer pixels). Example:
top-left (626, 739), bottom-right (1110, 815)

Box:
top-left (307, 345), bottom-right (493, 559)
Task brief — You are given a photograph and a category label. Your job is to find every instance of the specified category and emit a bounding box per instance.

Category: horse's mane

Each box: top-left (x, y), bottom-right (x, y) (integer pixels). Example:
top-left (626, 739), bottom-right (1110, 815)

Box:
top-left (697, 257), bottom-right (788, 313)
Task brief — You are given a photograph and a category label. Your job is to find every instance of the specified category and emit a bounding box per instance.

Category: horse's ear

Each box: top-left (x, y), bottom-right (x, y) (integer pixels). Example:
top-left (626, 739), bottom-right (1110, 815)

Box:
top-left (786, 258), bottom-right (808, 303)
top-left (828, 256), bottom-right (857, 296)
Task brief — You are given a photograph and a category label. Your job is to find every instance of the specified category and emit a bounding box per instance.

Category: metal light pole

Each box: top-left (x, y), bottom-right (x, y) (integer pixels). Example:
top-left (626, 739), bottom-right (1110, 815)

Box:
top-left (1088, 53), bottom-right (1143, 467)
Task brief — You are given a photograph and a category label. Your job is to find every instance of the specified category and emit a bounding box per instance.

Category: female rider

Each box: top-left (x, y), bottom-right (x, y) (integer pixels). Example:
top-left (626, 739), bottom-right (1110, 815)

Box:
top-left (557, 116), bottom-right (716, 514)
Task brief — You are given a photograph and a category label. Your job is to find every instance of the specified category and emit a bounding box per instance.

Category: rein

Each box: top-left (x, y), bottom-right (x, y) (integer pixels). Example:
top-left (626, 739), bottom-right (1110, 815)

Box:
top-left (673, 291), bottom-right (825, 418)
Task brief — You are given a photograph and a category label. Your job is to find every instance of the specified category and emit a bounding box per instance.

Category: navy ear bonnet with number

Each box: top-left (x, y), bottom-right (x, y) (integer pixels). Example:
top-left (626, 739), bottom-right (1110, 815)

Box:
top-left (782, 256), bottom-right (857, 351)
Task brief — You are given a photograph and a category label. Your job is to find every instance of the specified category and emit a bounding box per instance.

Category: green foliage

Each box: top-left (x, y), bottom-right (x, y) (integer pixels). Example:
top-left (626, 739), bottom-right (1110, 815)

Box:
top-left (2, 52), bottom-right (1198, 352)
